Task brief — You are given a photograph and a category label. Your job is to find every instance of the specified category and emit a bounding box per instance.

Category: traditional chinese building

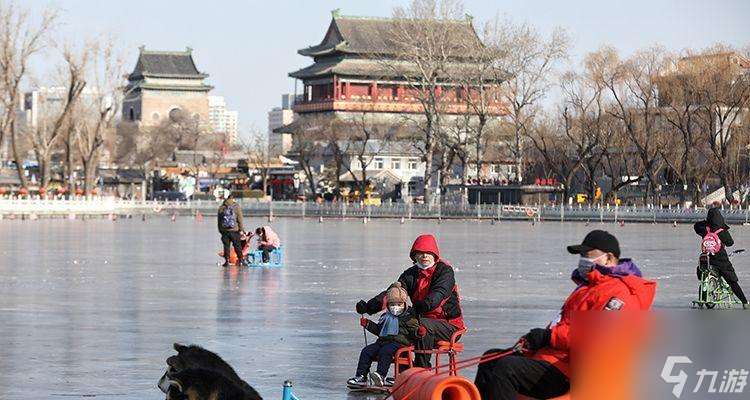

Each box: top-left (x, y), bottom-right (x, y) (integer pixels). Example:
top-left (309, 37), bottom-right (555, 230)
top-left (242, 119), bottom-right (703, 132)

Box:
top-left (280, 11), bottom-right (512, 196)
top-left (122, 47), bottom-right (213, 127)
top-left (289, 10), bottom-right (505, 118)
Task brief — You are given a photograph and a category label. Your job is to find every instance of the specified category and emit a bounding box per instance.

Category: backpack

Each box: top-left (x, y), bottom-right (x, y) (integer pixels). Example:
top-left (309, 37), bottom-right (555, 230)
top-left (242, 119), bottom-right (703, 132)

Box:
top-left (701, 227), bottom-right (724, 255)
top-left (220, 204), bottom-right (237, 230)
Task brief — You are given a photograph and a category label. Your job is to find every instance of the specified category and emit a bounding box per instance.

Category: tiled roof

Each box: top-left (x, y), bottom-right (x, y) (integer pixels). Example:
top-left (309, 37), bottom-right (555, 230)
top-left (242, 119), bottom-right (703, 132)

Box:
top-left (298, 15), bottom-right (482, 57)
top-left (129, 48), bottom-right (207, 79)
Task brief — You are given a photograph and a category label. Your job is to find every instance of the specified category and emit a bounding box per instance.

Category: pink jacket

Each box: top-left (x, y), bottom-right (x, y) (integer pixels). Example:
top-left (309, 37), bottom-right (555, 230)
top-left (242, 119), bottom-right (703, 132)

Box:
top-left (260, 226), bottom-right (280, 248)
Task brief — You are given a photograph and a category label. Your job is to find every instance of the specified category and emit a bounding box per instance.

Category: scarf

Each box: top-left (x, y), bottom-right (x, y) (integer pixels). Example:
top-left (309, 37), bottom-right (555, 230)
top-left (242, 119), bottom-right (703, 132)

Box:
top-left (378, 312), bottom-right (400, 337)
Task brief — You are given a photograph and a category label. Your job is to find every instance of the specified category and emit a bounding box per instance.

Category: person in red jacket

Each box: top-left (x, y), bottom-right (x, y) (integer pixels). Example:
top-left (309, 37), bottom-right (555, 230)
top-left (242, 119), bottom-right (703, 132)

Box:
top-left (474, 230), bottom-right (656, 400)
top-left (356, 234), bottom-right (465, 368)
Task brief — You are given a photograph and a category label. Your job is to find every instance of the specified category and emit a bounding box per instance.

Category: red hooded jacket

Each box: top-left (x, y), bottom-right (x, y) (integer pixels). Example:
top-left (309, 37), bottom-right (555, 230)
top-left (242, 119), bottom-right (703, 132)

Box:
top-left (530, 268), bottom-right (657, 376)
top-left (365, 234), bottom-right (465, 330)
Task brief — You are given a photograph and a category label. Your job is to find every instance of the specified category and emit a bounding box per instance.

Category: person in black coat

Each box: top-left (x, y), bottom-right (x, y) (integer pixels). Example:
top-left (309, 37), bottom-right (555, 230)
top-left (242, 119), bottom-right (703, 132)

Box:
top-left (694, 207), bottom-right (748, 307)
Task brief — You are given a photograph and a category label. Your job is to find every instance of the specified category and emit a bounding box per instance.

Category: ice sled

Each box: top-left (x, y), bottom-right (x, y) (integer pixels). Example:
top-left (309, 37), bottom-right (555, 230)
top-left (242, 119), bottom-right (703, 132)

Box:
top-left (217, 241), bottom-right (250, 265)
top-left (246, 245), bottom-right (284, 268)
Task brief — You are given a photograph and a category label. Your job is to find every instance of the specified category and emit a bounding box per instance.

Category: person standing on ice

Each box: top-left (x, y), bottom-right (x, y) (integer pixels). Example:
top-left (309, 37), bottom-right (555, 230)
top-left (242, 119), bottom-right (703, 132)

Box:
top-left (356, 234), bottom-right (465, 368)
top-left (474, 230), bottom-right (656, 400)
top-left (693, 207), bottom-right (748, 308)
top-left (217, 193), bottom-right (246, 267)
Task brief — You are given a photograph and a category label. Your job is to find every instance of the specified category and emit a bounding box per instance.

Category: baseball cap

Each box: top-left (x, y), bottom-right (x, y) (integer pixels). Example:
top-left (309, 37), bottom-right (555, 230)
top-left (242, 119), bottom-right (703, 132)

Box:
top-left (567, 230), bottom-right (621, 258)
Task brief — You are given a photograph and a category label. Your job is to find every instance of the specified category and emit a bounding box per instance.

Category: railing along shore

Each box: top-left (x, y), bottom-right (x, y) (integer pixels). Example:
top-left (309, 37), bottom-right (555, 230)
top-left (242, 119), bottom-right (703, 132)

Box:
top-left (1, 198), bottom-right (749, 224)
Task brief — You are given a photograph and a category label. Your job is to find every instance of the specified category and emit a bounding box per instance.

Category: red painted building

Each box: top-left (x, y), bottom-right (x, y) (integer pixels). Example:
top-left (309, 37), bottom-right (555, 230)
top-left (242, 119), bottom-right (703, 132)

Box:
top-left (289, 11), bottom-right (506, 117)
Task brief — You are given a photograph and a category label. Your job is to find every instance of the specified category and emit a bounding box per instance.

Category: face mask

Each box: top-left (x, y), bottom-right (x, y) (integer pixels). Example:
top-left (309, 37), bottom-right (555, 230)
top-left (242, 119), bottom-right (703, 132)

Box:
top-left (576, 254), bottom-right (606, 276)
top-left (388, 305), bottom-right (405, 316)
top-left (417, 260), bottom-right (435, 270)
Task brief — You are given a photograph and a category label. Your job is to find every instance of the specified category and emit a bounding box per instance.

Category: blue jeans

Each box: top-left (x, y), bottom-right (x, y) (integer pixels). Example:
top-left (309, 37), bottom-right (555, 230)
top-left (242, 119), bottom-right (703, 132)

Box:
top-left (356, 341), bottom-right (401, 377)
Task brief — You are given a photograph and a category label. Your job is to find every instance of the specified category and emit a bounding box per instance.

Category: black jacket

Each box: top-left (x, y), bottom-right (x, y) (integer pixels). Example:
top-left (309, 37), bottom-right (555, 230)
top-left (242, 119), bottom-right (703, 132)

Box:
top-left (364, 262), bottom-right (463, 322)
top-left (364, 307), bottom-right (420, 346)
top-left (694, 208), bottom-right (734, 269)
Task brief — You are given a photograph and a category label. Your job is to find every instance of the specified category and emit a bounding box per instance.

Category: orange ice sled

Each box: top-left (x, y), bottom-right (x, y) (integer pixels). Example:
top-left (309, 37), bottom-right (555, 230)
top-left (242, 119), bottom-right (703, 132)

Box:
top-left (217, 235), bottom-right (251, 264)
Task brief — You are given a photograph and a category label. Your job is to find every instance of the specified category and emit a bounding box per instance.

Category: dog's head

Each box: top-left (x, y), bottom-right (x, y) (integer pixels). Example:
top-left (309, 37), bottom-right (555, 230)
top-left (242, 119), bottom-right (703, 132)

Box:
top-left (158, 343), bottom-right (195, 399)
top-left (157, 367), bottom-right (186, 400)
top-left (157, 343), bottom-right (262, 400)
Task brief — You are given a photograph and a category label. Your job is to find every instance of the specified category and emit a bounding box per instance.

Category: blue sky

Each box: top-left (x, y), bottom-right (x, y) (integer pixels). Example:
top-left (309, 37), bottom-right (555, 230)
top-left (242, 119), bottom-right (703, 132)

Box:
top-left (29, 0), bottom-right (750, 138)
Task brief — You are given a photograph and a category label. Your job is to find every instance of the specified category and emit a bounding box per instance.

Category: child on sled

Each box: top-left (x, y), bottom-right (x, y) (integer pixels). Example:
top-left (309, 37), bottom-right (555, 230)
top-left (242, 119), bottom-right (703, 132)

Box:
top-left (348, 282), bottom-right (420, 388)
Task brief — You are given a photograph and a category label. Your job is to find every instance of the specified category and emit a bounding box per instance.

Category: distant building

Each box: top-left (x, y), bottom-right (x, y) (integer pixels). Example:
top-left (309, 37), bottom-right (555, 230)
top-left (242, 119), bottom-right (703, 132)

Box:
top-left (289, 11), bottom-right (505, 118)
top-left (281, 11), bottom-right (508, 194)
top-left (22, 86), bottom-right (103, 129)
top-left (208, 96), bottom-right (227, 131)
top-left (267, 94), bottom-right (295, 156)
top-left (122, 47), bottom-right (213, 127)
top-left (208, 95), bottom-right (239, 143)
top-left (224, 110), bottom-right (239, 144)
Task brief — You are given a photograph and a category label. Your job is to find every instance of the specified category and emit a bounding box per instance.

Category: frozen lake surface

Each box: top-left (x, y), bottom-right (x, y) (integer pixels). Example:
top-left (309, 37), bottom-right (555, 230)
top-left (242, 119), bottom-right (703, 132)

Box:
top-left (1, 217), bottom-right (747, 399)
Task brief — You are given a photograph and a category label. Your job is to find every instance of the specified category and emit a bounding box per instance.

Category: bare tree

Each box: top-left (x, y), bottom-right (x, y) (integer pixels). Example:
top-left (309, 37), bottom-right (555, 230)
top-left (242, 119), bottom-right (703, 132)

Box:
top-left (455, 17), bottom-right (509, 181)
top-left (29, 44), bottom-right (89, 189)
top-left (73, 38), bottom-right (124, 195)
top-left (524, 116), bottom-right (580, 201)
top-left (243, 128), bottom-right (274, 196)
top-left (655, 51), bottom-right (712, 204)
top-left (688, 46), bottom-right (750, 203)
top-left (592, 46), bottom-right (668, 205)
top-left (600, 122), bottom-right (642, 203)
top-left (338, 112), bottom-right (392, 199)
top-left (115, 113), bottom-right (207, 177)
top-left (0, 3), bottom-right (57, 187)
top-left (494, 17), bottom-right (569, 183)
top-left (559, 64), bottom-right (614, 202)
top-left (383, 0), bottom-right (469, 203)
top-left (289, 113), bottom-right (330, 197)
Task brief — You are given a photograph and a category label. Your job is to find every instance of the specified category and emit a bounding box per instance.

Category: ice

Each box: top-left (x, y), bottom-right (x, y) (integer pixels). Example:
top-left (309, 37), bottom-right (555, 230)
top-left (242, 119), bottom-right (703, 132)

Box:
top-left (0, 218), bottom-right (746, 399)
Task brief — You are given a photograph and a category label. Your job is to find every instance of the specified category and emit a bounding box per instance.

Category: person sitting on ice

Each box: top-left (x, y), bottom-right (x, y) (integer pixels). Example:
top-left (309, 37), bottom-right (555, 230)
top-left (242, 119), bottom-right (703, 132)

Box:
top-left (356, 234), bottom-right (465, 368)
top-left (348, 282), bottom-right (419, 388)
top-left (474, 230), bottom-right (656, 400)
top-left (254, 226), bottom-right (280, 263)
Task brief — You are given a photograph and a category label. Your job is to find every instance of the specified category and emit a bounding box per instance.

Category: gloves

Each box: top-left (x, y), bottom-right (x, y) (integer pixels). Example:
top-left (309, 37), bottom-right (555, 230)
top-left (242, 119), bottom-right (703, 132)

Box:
top-left (356, 300), bottom-right (367, 314)
top-left (521, 328), bottom-right (551, 351)
top-left (360, 317), bottom-right (369, 328)
top-left (413, 300), bottom-right (428, 315)
top-left (417, 325), bottom-right (427, 338)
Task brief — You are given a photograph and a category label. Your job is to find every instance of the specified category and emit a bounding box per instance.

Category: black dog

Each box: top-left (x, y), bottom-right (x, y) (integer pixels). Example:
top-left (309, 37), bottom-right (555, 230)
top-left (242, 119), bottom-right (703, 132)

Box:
top-left (158, 343), bottom-right (262, 400)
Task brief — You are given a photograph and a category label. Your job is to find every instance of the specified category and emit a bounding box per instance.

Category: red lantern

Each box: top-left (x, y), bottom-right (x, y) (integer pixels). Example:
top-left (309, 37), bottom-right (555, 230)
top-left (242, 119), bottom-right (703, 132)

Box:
top-left (75, 188), bottom-right (84, 196)
top-left (39, 187), bottom-right (47, 195)
top-left (0, 187), bottom-right (6, 195)
top-left (19, 187), bottom-right (29, 195)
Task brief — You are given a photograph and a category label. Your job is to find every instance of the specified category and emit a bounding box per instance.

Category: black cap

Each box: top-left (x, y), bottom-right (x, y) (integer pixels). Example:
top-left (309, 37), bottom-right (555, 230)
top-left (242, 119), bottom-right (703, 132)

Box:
top-left (567, 230), bottom-right (620, 258)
